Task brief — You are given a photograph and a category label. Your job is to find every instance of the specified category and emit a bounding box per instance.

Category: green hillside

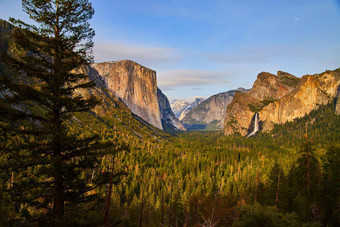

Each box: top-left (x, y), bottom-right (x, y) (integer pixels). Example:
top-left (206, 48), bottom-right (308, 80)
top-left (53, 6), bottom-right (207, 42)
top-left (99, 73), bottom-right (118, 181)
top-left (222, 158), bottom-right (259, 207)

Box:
top-left (10, 99), bottom-right (336, 226)
top-left (79, 100), bottom-right (339, 226)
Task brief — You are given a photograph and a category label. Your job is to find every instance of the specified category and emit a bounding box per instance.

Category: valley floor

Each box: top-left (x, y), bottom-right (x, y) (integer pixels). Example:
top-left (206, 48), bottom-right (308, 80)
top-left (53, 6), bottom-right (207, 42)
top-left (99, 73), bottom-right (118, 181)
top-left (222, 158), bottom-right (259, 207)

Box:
top-left (97, 102), bottom-right (340, 226)
top-left (1, 103), bottom-right (339, 226)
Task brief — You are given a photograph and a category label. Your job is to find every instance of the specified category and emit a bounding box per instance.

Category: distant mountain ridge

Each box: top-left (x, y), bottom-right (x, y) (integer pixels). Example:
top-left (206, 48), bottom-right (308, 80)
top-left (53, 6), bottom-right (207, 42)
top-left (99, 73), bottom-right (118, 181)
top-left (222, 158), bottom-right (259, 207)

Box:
top-left (171, 97), bottom-right (204, 120)
top-left (182, 88), bottom-right (248, 130)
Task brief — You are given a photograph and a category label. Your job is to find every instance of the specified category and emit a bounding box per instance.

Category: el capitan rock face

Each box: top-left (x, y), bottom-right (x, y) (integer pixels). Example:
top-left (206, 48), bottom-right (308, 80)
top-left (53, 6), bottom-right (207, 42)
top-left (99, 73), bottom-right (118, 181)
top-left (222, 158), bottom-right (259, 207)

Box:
top-left (87, 60), bottom-right (162, 129)
top-left (81, 60), bottom-right (184, 131)
top-left (223, 69), bottom-right (340, 136)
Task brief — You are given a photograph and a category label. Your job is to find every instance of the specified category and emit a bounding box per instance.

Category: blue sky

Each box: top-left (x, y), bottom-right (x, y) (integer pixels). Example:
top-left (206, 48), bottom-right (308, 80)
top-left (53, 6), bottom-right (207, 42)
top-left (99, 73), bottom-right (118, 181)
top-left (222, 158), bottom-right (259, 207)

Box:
top-left (1, 0), bottom-right (340, 100)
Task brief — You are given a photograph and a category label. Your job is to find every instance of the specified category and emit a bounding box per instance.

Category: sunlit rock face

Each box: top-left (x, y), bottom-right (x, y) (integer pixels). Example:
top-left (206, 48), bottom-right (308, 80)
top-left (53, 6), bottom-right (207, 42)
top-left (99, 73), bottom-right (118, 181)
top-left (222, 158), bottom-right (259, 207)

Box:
top-left (223, 69), bottom-right (340, 136)
top-left (81, 60), bottom-right (184, 131)
top-left (87, 60), bottom-right (162, 129)
top-left (259, 70), bottom-right (340, 131)
top-left (223, 92), bottom-right (264, 136)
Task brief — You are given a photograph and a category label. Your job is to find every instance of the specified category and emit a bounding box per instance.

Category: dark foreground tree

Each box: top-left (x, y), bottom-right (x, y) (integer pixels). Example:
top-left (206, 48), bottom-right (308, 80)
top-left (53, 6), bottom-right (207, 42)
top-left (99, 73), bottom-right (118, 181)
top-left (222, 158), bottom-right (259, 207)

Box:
top-left (0, 0), bottom-right (122, 224)
top-left (288, 141), bottom-right (321, 222)
top-left (320, 145), bottom-right (340, 226)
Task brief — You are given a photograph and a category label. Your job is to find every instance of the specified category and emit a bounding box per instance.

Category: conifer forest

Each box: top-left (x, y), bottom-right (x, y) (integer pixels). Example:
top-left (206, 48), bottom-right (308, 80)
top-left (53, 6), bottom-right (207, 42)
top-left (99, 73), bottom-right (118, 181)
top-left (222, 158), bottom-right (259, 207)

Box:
top-left (0, 0), bottom-right (339, 226)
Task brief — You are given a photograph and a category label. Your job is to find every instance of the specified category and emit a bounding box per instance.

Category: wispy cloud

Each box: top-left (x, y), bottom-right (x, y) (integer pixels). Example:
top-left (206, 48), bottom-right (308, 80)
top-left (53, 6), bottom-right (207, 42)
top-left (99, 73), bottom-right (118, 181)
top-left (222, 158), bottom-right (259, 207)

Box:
top-left (200, 44), bottom-right (316, 65)
top-left (157, 70), bottom-right (231, 90)
top-left (201, 52), bottom-right (267, 64)
top-left (94, 42), bottom-right (181, 66)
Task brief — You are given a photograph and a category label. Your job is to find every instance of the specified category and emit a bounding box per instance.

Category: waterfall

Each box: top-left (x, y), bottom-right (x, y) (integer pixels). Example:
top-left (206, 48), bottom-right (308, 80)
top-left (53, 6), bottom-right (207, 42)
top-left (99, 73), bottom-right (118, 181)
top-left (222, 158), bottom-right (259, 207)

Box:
top-left (247, 113), bottom-right (259, 137)
top-left (254, 112), bottom-right (259, 133)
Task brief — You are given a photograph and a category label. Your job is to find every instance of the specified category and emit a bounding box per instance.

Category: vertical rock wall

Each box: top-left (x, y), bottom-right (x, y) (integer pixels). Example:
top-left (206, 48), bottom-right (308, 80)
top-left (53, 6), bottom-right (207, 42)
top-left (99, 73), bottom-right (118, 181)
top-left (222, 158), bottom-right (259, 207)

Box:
top-left (87, 60), bottom-right (163, 129)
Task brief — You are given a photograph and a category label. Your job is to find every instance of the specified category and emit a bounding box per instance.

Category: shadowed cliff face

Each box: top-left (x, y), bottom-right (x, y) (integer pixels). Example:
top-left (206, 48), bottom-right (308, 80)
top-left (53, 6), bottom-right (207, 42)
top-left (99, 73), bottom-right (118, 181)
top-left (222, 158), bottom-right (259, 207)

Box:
top-left (223, 69), bottom-right (340, 136)
top-left (80, 60), bottom-right (184, 131)
top-left (157, 88), bottom-right (186, 131)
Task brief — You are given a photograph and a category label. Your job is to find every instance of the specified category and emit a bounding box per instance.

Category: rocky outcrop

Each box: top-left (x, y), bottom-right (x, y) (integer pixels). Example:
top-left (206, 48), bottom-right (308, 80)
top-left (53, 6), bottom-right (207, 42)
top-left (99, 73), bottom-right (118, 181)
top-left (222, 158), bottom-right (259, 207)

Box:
top-left (223, 69), bottom-right (340, 136)
top-left (81, 60), bottom-right (184, 131)
top-left (248, 71), bottom-right (299, 100)
top-left (224, 71), bottom-right (300, 136)
top-left (260, 70), bottom-right (340, 131)
top-left (157, 88), bottom-right (186, 131)
top-left (182, 88), bottom-right (248, 130)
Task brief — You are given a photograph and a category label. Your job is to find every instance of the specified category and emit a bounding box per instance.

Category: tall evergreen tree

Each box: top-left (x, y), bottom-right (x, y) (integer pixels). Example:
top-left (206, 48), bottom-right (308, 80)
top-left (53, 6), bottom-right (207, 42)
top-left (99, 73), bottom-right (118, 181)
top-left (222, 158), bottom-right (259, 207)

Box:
top-left (0, 0), bottom-right (119, 223)
top-left (320, 145), bottom-right (340, 226)
top-left (288, 141), bottom-right (321, 221)
top-left (265, 162), bottom-right (288, 209)
top-left (294, 141), bottom-right (321, 198)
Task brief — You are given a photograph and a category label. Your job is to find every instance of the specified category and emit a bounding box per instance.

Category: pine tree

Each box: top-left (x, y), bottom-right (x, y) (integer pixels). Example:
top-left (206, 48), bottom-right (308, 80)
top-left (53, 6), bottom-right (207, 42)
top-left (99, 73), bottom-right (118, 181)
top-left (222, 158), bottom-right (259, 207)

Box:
top-left (266, 162), bottom-right (287, 208)
top-left (0, 0), bottom-right (120, 224)
top-left (320, 145), bottom-right (340, 226)
top-left (294, 141), bottom-right (321, 197)
top-left (288, 141), bottom-right (321, 221)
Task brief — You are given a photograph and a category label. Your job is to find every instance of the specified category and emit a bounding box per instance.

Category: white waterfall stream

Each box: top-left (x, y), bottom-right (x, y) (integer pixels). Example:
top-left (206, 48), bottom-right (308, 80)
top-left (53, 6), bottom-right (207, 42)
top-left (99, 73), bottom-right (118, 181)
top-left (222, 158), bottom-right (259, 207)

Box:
top-left (247, 112), bottom-right (259, 137)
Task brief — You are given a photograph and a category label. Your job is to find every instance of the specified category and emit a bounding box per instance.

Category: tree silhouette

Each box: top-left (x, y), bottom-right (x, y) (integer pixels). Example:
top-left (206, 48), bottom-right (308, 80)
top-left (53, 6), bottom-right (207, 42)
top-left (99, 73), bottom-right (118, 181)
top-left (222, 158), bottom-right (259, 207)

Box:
top-left (0, 0), bottom-right (119, 224)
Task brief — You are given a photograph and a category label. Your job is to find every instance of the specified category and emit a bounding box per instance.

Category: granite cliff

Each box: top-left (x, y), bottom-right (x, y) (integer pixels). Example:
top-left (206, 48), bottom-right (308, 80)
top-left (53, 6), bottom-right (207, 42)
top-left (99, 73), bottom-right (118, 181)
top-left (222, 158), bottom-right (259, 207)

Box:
top-left (223, 69), bottom-right (340, 136)
top-left (259, 69), bottom-right (340, 131)
top-left (182, 88), bottom-right (248, 130)
top-left (81, 60), bottom-right (184, 131)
